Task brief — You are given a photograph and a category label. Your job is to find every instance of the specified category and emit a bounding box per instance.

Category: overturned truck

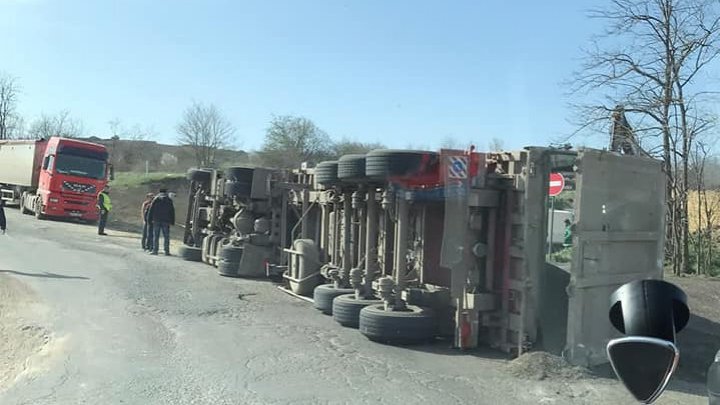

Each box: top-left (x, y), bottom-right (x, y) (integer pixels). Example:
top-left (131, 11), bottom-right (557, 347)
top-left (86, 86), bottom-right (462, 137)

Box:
top-left (179, 147), bottom-right (665, 367)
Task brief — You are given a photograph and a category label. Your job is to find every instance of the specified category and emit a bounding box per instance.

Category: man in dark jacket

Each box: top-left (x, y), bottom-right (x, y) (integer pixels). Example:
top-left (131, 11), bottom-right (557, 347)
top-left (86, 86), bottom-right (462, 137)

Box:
top-left (0, 200), bottom-right (6, 234)
top-left (148, 188), bottom-right (175, 256)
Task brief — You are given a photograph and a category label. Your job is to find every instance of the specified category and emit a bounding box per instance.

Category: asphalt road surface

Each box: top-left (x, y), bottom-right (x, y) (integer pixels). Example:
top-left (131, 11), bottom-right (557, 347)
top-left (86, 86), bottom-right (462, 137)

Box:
top-left (0, 208), bottom-right (708, 404)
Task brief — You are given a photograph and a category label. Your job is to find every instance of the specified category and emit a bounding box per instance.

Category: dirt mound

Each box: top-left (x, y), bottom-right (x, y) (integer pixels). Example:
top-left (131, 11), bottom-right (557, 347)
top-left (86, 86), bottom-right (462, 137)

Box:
top-left (506, 351), bottom-right (589, 381)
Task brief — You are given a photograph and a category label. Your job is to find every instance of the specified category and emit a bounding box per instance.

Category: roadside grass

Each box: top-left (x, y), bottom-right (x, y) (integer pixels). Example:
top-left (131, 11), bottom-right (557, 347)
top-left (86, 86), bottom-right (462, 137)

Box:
top-left (110, 172), bottom-right (185, 188)
top-left (550, 247), bottom-right (573, 263)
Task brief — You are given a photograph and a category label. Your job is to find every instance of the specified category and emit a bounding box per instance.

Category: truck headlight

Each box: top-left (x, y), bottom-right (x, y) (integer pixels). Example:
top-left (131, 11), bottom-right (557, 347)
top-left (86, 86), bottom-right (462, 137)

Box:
top-left (49, 197), bottom-right (59, 203)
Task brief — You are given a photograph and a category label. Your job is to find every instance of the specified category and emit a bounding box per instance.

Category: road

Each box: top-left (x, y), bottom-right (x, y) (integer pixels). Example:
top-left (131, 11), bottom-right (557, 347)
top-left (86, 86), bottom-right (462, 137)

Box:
top-left (0, 208), bottom-right (708, 404)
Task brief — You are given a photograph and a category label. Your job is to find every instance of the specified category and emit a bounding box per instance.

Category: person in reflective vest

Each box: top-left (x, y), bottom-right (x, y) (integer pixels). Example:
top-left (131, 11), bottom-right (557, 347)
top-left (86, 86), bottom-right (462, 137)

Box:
top-left (96, 186), bottom-right (112, 236)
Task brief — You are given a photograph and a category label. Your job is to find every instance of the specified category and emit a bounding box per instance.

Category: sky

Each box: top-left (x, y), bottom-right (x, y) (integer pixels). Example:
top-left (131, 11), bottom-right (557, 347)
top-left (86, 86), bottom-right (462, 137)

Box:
top-left (1, 0), bottom-right (606, 151)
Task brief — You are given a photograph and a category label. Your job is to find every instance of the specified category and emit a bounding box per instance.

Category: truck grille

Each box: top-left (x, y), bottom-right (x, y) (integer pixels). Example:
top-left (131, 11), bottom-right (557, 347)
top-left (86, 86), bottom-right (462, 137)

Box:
top-left (62, 181), bottom-right (96, 194)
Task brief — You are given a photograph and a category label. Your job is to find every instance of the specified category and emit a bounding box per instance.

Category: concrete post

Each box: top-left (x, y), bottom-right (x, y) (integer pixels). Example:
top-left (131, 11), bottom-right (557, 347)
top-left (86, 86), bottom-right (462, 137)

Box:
top-left (364, 188), bottom-right (378, 297)
top-left (394, 192), bottom-right (409, 310)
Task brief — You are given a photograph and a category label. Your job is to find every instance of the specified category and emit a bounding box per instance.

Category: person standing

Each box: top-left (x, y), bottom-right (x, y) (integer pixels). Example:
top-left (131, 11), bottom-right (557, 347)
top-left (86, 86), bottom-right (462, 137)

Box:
top-left (141, 193), bottom-right (155, 251)
top-left (96, 186), bottom-right (112, 236)
top-left (148, 188), bottom-right (175, 256)
top-left (0, 200), bottom-right (6, 235)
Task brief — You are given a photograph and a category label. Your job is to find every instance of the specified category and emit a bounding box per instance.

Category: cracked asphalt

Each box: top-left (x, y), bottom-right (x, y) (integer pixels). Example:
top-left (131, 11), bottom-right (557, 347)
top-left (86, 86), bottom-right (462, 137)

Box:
top-left (0, 208), bottom-right (708, 404)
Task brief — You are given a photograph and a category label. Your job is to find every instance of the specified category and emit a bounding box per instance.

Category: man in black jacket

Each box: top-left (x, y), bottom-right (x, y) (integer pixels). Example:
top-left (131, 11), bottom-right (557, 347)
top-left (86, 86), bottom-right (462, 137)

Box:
top-left (148, 188), bottom-right (175, 256)
top-left (0, 200), bottom-right (6, 234)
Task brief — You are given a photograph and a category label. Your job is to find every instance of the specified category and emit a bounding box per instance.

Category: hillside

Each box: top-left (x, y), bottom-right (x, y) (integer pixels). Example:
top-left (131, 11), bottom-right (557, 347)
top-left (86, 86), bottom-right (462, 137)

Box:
top-left (106, 172), bottom-right (190, 243)
top-left (83, 136), bottom-right (250, 173)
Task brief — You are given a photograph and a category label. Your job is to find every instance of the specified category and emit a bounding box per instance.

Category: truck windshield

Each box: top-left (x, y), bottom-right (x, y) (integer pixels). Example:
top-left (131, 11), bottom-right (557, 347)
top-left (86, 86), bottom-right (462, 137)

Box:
top-left (55, 154), bottom-right (106, 180)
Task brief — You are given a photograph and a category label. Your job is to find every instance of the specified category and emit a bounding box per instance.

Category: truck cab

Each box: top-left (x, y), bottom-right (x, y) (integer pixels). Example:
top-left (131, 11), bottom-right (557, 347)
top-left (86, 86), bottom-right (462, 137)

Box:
top-left (0, 136), bottom-right (111, 221)
top-left (34, 137), bottom-right (111, 220)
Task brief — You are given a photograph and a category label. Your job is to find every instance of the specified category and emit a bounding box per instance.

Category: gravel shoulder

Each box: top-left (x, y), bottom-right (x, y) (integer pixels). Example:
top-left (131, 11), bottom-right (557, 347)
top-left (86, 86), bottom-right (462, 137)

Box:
top-left (0, 274), bottom-right (53, 394)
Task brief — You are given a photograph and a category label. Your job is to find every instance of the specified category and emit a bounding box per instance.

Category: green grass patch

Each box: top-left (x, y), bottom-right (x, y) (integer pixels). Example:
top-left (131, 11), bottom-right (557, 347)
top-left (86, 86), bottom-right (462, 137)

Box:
top-left (550, 190), bottom-right (575, 211)
top-left (110, 172), bottom-right (185, 188)
top-left (550, 247), bottom-right (573, 263)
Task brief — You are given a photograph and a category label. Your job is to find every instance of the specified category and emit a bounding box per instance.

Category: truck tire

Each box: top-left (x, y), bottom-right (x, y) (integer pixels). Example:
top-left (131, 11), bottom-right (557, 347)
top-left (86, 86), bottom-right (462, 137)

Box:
top-left (313, 284), bottom-right (354, 315)
top-left (359, 304), bottom-right (437, 344)
top-left (225, 167), bottom-right (254, 183)
top-left (332, 294), bottom-right (383, 328)
top-left (224, 180), bottom-right (253, 198)
top-left (314, 161), bottom-right (339, 186)
top-left (179, 245), bottom-right (202, 262)
top-left (337, 154), bottom-right (367, 182)
top-left (187, 169), bottom-right (212, 183)
top-left (218, 245), bottom-right (243, 262)
top-left (365, 149), bottom-right (438, 181)
top-left (217, 259), bottom-right (240, 277)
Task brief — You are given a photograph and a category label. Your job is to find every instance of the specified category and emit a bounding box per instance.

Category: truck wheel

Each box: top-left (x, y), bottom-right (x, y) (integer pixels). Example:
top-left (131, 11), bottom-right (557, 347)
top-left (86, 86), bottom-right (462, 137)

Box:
top-left (217, 259), bottom-right (240, 277)
top-left (218, 245), bottom-right (243, 262)
top-left (313, 284), bottom-right (354, 315)
top-left (332, 294), bottom-right (383, 328)
top-left (314, 161), bottom-right (340, 187)
top-left (179, 245), bottom-right (202, 262)
top-left (224, 180), bottom-right (253, 198)
top-left (225, 167), bottom-right (255, 183)
top-left (365, 149), bottom-right (438, 181)
top-left (359, 304), bottom-right (437, 344)
top-left (187, 169), bottom-right (212, 183)
top-left (337, 154), bottom-right (367, 182)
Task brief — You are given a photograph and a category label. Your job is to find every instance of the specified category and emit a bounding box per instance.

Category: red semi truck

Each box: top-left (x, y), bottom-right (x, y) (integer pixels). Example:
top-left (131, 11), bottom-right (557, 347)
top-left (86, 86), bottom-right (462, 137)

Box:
top-left (0, 137), bottom-right (112, 221)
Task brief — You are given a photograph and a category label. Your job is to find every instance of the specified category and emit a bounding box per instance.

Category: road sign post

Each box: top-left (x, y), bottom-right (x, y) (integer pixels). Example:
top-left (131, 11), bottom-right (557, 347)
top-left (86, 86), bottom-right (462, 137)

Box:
top-left (547, 173), bottom-right (565, 256)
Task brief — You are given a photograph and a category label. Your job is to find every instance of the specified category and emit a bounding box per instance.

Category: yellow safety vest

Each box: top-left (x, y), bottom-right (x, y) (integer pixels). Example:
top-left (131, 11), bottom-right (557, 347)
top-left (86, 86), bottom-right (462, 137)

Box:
top-left (98, 192), bottom-right (112, 212)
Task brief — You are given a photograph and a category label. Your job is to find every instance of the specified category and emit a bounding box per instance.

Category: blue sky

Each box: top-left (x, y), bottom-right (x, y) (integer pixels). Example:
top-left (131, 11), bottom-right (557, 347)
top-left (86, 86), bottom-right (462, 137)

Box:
top-left (1, 0), bottom-right (605, 151)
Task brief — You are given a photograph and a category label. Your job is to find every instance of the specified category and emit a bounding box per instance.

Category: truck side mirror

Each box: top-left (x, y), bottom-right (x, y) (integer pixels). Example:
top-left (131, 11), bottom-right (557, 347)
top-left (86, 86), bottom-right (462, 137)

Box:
top-left (607, 279), bottom-right (689, 404)
top-left (109, 164), bottom-right (115, 181)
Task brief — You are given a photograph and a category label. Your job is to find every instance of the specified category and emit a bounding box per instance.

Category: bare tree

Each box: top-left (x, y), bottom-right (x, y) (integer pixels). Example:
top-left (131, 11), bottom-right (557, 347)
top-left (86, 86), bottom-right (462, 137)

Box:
top-left (27, 110), bottom-right (85, 139)
top-left (108, 118), bottom-right (156, 141)
top-left (440, 136), bottom-right (462, 149)
top-left (0, 73), bottom-right (20, 140)
top-left (571, 0), bottom-right (720, 275)
top-left (332, 138), bottom-right (384, 156)
top-left (259, 115), bottom-right (333, 168)
top-left (176, 102), bottom-right (236, 167)
top-left (488, 137), bottom-right (505, 152)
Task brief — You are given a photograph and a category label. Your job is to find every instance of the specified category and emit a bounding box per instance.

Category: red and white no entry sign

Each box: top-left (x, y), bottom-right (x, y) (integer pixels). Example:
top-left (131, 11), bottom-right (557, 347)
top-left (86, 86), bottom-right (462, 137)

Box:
top-left (549, 172), bottom-right (565, 197)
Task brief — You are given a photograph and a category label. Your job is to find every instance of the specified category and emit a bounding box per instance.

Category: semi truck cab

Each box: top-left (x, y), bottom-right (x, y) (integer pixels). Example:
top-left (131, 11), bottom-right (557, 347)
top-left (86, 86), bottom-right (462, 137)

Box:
top-left (0, 137), bottom-right (112, 221)
top-left (36, 137), bottom-right (111, 220)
